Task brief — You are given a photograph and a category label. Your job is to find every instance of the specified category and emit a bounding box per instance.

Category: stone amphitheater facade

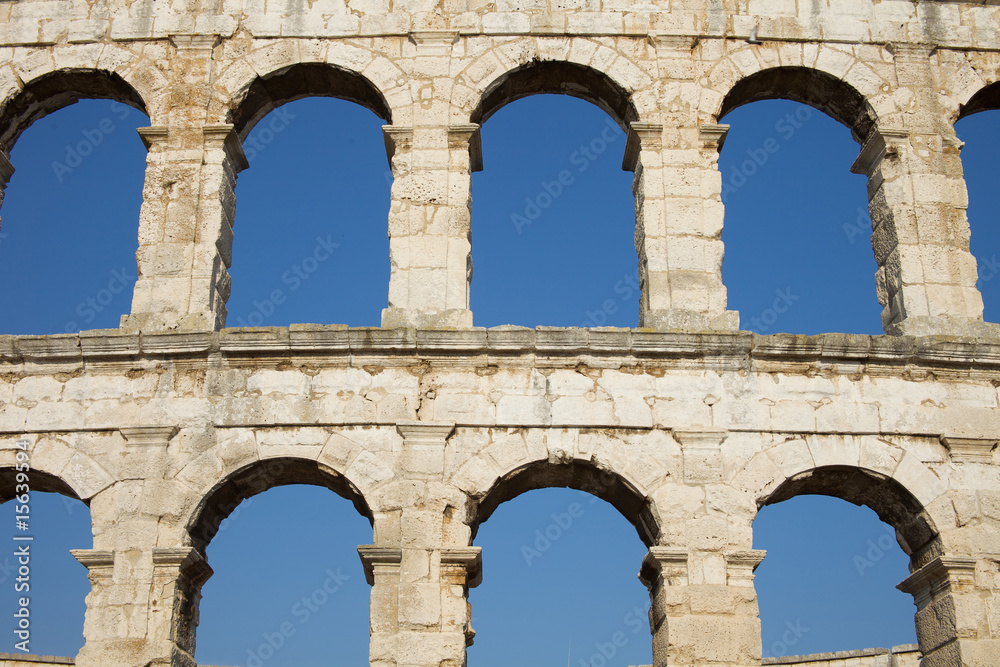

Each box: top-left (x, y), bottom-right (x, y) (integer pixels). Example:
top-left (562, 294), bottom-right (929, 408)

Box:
top-left (1, 0), bottom-right (1000, 666)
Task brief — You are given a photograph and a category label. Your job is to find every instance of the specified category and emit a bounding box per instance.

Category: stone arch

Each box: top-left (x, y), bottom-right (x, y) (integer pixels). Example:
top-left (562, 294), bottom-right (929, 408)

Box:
top-left (959, 80), bottom-right (1000, 119)
top-left (180, 430), bottom-right (385, 553)
top-left (732, 436), bottom-right (942, 564)
top-left (187, 455), bottom-right (374, 552)
top-left (0, 435), bottom-right (114, 503)
top-left (455, 433), bottom-right (661, 546)
top-left (716, 64), bottom-right (880, 144)
top-left (454, 37), bottom-right (654, 129)
top-left (0, 65), bottom-right (149, 152)
top-left (225, 59), bottom-right (396, 142)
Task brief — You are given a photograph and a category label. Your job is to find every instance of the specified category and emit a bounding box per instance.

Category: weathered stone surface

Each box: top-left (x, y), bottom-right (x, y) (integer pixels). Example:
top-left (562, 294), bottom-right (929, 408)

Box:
top-left (4, 0), bottom-right (1000, 665)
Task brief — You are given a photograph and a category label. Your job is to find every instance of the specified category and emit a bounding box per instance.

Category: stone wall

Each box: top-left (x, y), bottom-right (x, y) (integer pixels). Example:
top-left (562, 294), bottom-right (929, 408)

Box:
top-left (1, 0), bottom-right (1000, 666)
top-left (763, 645), bottom-right (922, 666)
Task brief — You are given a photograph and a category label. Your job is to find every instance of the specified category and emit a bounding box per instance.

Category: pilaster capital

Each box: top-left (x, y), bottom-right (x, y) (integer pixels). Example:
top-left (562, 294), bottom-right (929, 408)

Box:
top-left (71, 549), bottom-right (115, 580)
top-left (137, 126), bottom-right (169, 151)
top-left (358, 545), bottom-right (403, 585)
top-left (152, 547), bottom-right (213, 588)
top-left (940, 435), bottom-right (997, 464)
top-left (447, 123), bottom-right (483, 172)
top-left (121, 426), bottom-right (179, 448)
top-left (202, 123), bottom-right (249, 173)
top-left (699, 123), bottom-right (730, 152)
top-left (170, 34), bottom-right (222, 52)
top-left (382, 125), bottom-right (414, 164)
top-left (409, 31), bottom-right (459, 55)
top-left (397, 421), bottom-right (456, 444)
top-left (725, 550), bottom-right (766, 586)
top-left (850, 128), bottom-right (908, 177)
top-left (886, 42), bottom-right (936, 61)
top-left (671, 429), bottom-right (728, 449)
top-left (638, 546), bottom-right (688, 590)
top-left (397, 421), bottom-right (455, 478)
top-left (441, 546), bottom-right (482, 588)
top-left (647, 33), bottom-right (698, 55)
top-left (897, 555), bottom-right (977, 605)
top-left (622, 122), bottom-right (663, 171)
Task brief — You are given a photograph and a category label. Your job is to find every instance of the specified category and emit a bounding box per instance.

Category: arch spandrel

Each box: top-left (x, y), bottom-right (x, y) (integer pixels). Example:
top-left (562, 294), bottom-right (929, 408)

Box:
top-left (452, 37), bottom-right (657, 129)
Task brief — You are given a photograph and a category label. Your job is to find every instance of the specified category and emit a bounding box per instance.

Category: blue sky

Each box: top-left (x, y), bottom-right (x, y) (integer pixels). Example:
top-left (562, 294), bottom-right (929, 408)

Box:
top-left (0, 92), bottom-right (998, 666)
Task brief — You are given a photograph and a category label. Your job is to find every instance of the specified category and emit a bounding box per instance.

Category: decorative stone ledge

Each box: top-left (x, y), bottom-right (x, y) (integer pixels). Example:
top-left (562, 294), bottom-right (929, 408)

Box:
top-left (153, 547), bottom-right (213, 588)
top-left (621, 122), bottom-right (662, 172)
top-left (70, 549), bottom-right (115, 577)
top-left (725, 550), bottom-right (767, 586)
top-left (358, 545), bottom-right (403, 585)
top-left (760, 644), bottom-right (921, 665)
top-left (897, 555), bottom-right (977, 607)
top-left (121, 426), bottom-right (179, 448)
top-left (638, 547), bottom-right (688, 589)
top-left (441, 546), bottom-right (482, 588)
top-left (5, 330), bottom-right (1000, 374)
top-left (940, 436), bottom-right (997, 463)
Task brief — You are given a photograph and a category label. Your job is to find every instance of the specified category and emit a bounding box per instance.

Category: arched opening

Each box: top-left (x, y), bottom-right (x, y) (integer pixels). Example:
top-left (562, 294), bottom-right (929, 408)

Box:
top-left (224, 64), bottom-right (392, 328)
top-left (956, 85), bottom-right (1000, 323)
top-left (718, 67), bottom-right (877, 145)
top-left (469, 461), bottom-right (654, 666)
top-left (0, 71), bottom-right (148, 335)
top-left (0, 469), bottom-right (92, 657)
top-left (469, 62), bottom-right (637, 327)
top-left (229, 63), bottom-right (392, 142)
top-left (190, 458), bottom-right (373, 667)
top-left (717, 68), bottom-right (879, 335)
top-left (753, 465), bottom-right (937, 659)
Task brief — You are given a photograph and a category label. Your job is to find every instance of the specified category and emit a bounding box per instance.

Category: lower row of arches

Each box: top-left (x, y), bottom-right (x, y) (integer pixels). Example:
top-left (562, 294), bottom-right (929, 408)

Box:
top-left (4, 471), bottom-right (931, 665)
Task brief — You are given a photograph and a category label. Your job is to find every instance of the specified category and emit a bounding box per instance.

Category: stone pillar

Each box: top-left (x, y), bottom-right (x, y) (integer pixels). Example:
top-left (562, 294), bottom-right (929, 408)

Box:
top-left (897, 555), bottom-right (1000, 666)
top-left (124, 35), bottom-right (247, 332)
top-left (72, 427), bottom-right (209, 667)
top-left (380, 123), bottom-right (477, 329)
top-left (382, 32), bottom-right (476, 329)
top-left (851, 44), bottom-right (998, 338)
top-left (639, 546), bottom-right (765, 667)
top-left (359, 420), bottom-right (479, 666)
top-left (72, 547), bottom-right (212, 667)
top-left (632, 35), bottom-right (738, 331)
top-left (359, 545), bottom-right (480, 666)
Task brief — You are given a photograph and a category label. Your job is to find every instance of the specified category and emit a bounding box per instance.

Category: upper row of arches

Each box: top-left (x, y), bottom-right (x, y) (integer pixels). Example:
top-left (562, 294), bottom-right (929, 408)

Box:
top-left (3, 38), bottom-right (1000, 157)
